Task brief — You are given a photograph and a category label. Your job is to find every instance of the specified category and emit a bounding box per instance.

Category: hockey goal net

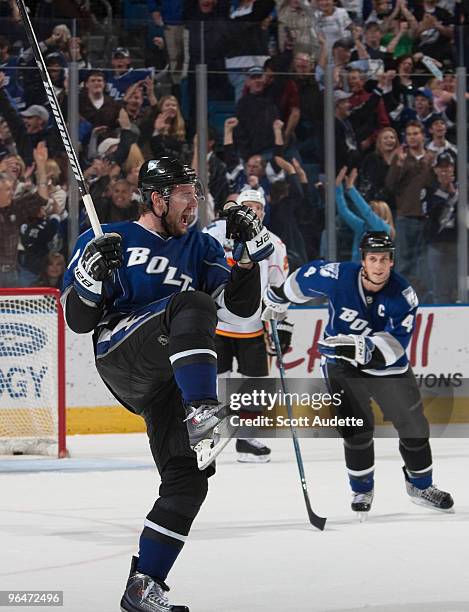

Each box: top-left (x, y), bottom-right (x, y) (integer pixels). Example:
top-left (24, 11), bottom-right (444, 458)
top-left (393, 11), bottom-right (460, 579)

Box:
top-left (0, 288), bottom-right (67, 457)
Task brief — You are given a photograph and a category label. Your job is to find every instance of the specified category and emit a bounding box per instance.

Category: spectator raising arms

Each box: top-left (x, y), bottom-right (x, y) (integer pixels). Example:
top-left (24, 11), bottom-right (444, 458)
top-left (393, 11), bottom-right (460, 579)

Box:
top-left (224, 116), bottom-right (284, 199)
top-left (267, 156), bottom-right (312, 271)
top-left (347, 68), bottom-right (390, 152)
top-left (316, 36), bottom-right (353, 91)
top-left (0, 71), bottom-right (63, 164)
top-left (336, 166), bottom-right (395, 263)
top-left (124, 77), bottom-right (158, 129)
top-left (141, 94), bottom-right (188, 161)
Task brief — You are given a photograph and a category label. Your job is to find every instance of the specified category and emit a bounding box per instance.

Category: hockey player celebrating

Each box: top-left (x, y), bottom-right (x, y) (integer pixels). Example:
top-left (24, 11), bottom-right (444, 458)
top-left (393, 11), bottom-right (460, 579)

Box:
top-left (62, 157), bottom-right (274, 612)
top-left (262, 231), bottom-right (454, 516)
top-left (204, 189), bottom-right (291, 462)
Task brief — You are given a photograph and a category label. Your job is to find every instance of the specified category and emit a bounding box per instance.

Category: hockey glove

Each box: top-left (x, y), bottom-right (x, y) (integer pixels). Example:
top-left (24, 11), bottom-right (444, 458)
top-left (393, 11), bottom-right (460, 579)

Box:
top-left (261, 285), bottom-right (290, 322)
top-left (266, 320), bottom-right (294, 356)
top-left (74, 232), bottom-right (123, 304)
top-left (220, 202), bottom-right (274, 263)
top-left (317, 334), bottom-right (374, 366)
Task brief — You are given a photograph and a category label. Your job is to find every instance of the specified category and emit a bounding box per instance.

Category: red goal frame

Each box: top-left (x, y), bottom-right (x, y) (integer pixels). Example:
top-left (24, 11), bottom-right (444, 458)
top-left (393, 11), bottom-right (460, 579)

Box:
top-left (0, 287), bottom-right (67, 458)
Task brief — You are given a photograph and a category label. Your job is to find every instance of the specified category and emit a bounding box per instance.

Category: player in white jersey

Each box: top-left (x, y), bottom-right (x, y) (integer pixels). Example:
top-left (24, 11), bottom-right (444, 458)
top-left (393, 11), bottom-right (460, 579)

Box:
top-left (204, 190), bottom-right (292, 462)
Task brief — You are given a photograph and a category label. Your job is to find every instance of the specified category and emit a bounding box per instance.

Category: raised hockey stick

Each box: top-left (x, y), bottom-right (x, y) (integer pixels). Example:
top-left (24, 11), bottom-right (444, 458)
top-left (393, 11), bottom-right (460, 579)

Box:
top-left (15, 0), bottom-right (103, 238)
top-left (270, 319), bottom-right (327, 531)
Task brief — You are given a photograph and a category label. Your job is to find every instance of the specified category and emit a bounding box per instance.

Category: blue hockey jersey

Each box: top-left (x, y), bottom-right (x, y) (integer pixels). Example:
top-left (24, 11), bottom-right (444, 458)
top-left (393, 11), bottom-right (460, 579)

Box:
top-left (0, 57), bottom-right (25, 110)
top-left (284, 261), bottom-right (419, 375)
top-left (62, 221), bottom-right (253, 357)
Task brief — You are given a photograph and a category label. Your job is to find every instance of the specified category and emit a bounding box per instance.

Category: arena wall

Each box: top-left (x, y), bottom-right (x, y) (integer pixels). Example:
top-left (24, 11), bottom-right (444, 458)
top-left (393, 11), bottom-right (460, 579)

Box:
top-left (65, 305), bottom-right (469, 434)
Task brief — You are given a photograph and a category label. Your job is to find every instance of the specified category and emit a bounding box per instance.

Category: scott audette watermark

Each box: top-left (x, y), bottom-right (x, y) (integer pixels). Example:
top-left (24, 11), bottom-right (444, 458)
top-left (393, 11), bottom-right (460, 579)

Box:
top-left (229, 414), bottom-right (364, 428)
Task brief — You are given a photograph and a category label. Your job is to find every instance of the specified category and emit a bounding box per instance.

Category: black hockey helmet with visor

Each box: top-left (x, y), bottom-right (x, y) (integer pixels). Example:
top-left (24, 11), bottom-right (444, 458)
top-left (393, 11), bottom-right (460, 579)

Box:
top-left (359, 231), bottom-right (395, 260)
top-left (138, 157), bottom-right (204, 210)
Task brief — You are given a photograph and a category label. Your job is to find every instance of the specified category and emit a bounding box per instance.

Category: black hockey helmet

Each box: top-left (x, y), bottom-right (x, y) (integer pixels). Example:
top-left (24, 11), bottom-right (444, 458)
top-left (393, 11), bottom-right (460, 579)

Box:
top-left (138, 157), bottom-right (201, 207)
top-left (359, 231), bottom-right (395, 259)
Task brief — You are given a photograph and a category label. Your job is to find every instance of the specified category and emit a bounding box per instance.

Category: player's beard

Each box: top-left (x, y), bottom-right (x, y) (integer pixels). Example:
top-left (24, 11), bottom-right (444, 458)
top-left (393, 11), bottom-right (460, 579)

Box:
top-left (162, 210), bottom-right (190, 237)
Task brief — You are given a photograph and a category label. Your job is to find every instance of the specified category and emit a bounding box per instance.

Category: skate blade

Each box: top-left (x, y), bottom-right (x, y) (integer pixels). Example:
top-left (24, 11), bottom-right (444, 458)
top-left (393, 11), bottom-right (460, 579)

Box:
top-left (237, 452), bottom-right (271, 463)
top-left (195, 419), bottom-right (239, 470)
top-left (355, 511), bottom-right (369, 522)
top-left (409, 497), bottom-right (455, 513)
top-left (122, 603), bottom-right (189, 611)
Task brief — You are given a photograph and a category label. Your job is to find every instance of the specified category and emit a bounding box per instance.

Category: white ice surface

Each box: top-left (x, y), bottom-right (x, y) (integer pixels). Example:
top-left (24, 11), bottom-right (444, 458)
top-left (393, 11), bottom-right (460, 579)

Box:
top-left (1, 435), bottom-right (469, 612)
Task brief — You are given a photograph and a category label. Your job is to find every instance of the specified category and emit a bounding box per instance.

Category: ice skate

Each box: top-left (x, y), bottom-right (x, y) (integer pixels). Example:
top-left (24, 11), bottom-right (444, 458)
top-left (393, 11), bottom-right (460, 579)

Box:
top-left (351, 490), bottom-right (374, 521)
top-left (120, 556), bottom-right (189, 612)
top-left (403, 468), bottom-right (454, 512)
top-left (236, 438), bottom-right (271, 463)
top-left (184, 402), bottom-right (238, 470)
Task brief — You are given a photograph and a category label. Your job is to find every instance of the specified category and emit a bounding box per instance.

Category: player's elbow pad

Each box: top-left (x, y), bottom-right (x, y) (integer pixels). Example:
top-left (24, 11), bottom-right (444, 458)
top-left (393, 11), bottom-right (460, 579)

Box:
top-left (64, 288), bottom-right (104, 334)
top-left (223, 263), bottom-right (261, 318)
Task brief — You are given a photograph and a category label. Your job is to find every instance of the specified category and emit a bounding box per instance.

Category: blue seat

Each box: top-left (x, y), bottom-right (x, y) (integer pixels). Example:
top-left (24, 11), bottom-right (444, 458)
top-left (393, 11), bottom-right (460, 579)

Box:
top-left (207, 100), bottom-right (236, 144)
top-left (122, 0), bottom-right (149, 31)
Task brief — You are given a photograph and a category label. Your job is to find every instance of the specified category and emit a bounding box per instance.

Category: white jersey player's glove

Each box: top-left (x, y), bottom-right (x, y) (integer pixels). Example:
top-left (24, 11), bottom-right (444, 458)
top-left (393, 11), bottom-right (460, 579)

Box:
top-left (261, 286), bottom-right (290, 322)
top-left (74, 232), bottom-right (123, 304)
top-left (266, 319), bottom-right (294, 355)
top-left (317, 334), bottom-right (374, 366)
top-left (220, 202), bottom-right (274, 263)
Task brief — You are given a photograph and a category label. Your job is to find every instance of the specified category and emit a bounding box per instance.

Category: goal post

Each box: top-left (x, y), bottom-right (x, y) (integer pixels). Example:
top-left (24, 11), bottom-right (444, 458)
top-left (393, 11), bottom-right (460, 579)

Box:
top-left (0, 287), bottom-right (67, 458)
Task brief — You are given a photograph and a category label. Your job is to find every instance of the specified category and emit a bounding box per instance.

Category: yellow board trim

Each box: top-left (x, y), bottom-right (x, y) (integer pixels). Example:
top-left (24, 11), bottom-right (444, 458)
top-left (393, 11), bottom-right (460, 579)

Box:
top-left (65, 399), bottom-right (469, 435)
top-left (67, 406), bottom-right (146, 434)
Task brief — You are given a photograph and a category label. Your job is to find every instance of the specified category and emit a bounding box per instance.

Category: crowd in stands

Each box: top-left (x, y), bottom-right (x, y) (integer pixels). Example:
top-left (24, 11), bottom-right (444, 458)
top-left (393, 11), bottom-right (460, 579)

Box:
top-left (0, 0), bottom-right (467, 303)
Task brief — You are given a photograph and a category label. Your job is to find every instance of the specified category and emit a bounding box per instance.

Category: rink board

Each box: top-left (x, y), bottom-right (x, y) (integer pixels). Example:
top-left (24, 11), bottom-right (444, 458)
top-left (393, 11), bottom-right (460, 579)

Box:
top-left (62, 305), bottom-right (469, 433)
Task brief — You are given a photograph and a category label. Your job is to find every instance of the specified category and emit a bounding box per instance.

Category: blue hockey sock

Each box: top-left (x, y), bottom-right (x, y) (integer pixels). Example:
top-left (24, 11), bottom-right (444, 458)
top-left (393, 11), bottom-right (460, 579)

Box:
top-left (348, 469), bottom-right (374, 493)
top-left (138, 531), bottom-right (183, 581)
top-left (137, 512), bottom-right (191, 581)
top-left (170, 350), bottom-right (218, 403)
top-left (405, 467), bottom-right (433, 490)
